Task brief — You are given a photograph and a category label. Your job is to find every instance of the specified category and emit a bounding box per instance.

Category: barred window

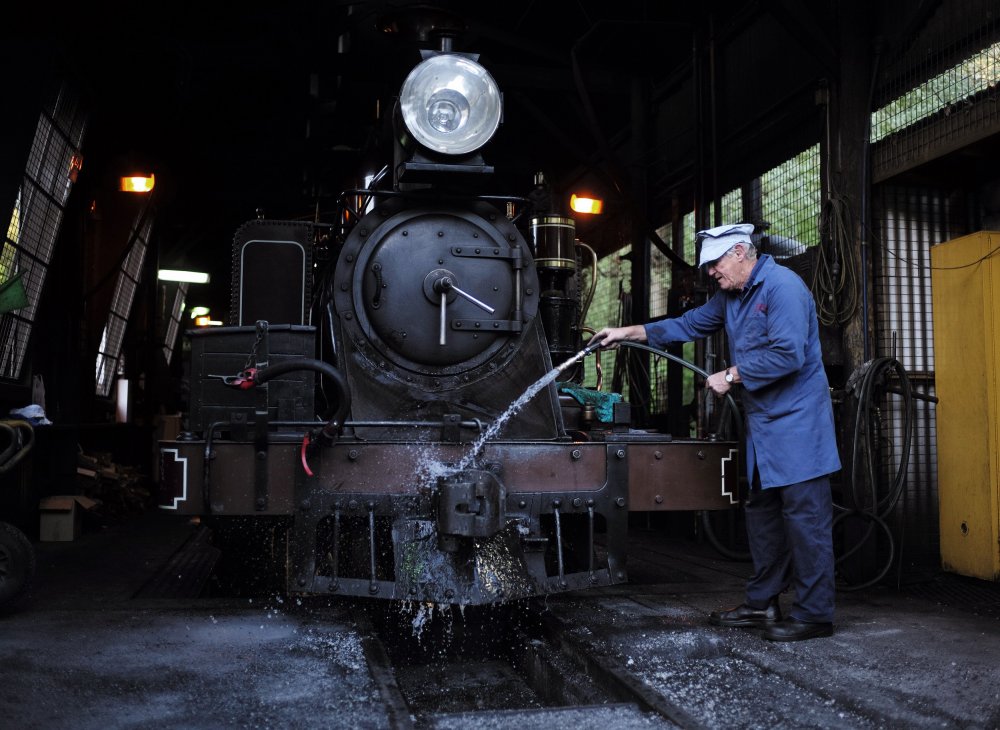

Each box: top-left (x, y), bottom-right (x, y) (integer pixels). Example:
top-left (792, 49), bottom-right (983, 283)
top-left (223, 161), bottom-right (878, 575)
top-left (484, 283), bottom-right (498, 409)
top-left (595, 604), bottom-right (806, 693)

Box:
top-left (584, 137), bottom-right (822, 414)
top-left (872, 41), bottom-right (1000, 143)
top-left (95, 207), bottom-right (155, 396)
top-left (162, 282), bottom-right (189, 365)
top-left (872, 21), bottom-right (1000, 182)
top-left (0, 84), bottom-right (87, 381)
top-left (761, 144), bottom-right (821, 254)
top-left (581, 244), bottom-right (631, 399)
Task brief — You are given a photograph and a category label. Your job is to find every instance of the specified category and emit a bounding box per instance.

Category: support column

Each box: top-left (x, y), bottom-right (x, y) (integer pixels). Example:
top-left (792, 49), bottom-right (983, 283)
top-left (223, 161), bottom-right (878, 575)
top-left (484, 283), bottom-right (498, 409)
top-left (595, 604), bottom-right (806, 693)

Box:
top-left (828, 0), bottom-right (878, 584)
top-left (628, 75), bottom-right (651, 424)
top-left (829, 0), bottom-right (876, 376)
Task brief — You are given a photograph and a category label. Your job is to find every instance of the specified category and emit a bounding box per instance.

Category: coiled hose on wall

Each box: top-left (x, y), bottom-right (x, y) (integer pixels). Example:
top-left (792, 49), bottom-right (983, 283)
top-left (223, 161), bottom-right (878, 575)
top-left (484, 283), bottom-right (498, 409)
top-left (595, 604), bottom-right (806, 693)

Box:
top-left (836, 356), bottom-right (914, 591)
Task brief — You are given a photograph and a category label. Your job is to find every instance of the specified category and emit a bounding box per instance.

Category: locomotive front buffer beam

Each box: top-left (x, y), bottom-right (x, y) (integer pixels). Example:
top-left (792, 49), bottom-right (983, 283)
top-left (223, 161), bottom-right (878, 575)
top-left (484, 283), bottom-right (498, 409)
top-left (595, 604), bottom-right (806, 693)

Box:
top-left (158, 437), bottom-right (739, 604)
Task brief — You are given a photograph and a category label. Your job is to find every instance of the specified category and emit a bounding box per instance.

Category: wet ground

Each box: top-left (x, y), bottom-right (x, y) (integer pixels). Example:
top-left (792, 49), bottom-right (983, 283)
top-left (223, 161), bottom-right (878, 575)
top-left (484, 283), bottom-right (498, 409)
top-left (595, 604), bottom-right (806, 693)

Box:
top-left (1, 509), bottom-right (999, 728)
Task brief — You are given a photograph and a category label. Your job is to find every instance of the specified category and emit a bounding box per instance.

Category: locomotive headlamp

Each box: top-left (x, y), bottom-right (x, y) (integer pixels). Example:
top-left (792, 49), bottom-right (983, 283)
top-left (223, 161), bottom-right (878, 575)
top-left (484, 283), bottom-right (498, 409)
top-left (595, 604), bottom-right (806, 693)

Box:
top-left (399, 54), bottom-right (502, 155)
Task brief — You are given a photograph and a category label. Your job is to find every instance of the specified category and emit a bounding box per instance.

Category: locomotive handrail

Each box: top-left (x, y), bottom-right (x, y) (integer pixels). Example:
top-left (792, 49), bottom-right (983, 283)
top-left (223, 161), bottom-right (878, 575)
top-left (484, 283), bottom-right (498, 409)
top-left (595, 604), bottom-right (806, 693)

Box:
top-left (340, 187), bottom-right (533, 208)
top-left (338, 187), bottom-right (536, 223)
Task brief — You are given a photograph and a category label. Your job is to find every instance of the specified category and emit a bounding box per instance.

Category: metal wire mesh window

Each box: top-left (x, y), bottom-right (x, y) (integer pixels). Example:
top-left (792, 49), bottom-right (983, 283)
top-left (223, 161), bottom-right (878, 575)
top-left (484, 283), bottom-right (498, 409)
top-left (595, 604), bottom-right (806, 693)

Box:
top-left (0, 84), bottom-right (86, 380)
top-left (162, 282), bottom-right (189, 365)
top-left (582, 206), bottom-right (698, 411)
top-left (95, 208), bottom-right (154, 397)
top-left (581, 244), bottom-right (630, 398)
top-left (873, 42), bottom-right (1000, 143)
top-left (872, 9), bottom-right (1000, 181)
top-left (584, 141), bottom-right (820, 422)
top-left (761, 144), bottom-right (821, 254)
top-left (646, 202), bottom-right (745, 419)
top-left (649, 221), bottom-right (684, 416)
top-left (711, 190), bottom-right (745, 231)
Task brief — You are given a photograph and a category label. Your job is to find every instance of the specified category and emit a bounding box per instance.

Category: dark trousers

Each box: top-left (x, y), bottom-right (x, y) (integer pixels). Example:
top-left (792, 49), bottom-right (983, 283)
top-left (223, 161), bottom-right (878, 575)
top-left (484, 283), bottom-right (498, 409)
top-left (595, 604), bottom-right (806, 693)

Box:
top-left (743, 475), bottom-right (835, 623)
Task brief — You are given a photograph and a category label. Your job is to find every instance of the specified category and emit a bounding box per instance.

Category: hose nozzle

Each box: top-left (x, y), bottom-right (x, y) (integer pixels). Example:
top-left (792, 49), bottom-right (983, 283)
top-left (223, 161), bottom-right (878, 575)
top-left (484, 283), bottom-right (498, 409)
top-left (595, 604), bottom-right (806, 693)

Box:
top-left (557, 335), bottom-right (607, 373)
top-left (581, 335), bottom-right (606, 357)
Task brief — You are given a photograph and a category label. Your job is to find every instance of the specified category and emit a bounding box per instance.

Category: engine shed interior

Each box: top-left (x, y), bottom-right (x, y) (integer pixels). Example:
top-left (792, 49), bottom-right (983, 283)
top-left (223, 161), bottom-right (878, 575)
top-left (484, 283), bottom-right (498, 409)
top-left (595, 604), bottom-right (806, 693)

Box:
top-left (1, 0), bottom-right (1000, 600)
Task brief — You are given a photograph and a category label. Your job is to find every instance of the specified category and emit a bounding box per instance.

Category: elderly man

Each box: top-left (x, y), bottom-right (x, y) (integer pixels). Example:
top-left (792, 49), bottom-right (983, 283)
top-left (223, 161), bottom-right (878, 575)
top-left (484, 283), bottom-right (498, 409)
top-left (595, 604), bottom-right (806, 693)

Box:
top-left (593, 223), bottom-right (841, 642)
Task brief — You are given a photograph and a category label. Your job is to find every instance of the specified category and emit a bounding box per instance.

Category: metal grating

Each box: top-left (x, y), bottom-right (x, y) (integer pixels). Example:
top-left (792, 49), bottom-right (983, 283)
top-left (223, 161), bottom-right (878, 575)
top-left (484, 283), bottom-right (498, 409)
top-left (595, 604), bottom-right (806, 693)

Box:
top-left (873, 42), bottom-right (1000, 144)
top-left (902, 572), bottom-right (1000, 619)
top-left (584, 145), bottom-right (822, 424)
top-left (648, 252), bottom-right (673, 416)
top-left (872, 9), bottom-right (1000, 182)
top-left (873, 185), bottom-right (969, 568)
top-left (710, 190), bottom-right (744, 232)
top-left (0, 83), bottom-right (87, 381)
top-left (581, 244), bottom-right (631, 400)
top-left (865, 24), bottom-right (1000, 571)
top-left (95, 207), bottom-right (155, 397)
top-left (760, 144), bottom-right (821, 255)
top-left (648, 215), bottom-right (700, 419)
top-left (162, 282), bottom-right (189, 366)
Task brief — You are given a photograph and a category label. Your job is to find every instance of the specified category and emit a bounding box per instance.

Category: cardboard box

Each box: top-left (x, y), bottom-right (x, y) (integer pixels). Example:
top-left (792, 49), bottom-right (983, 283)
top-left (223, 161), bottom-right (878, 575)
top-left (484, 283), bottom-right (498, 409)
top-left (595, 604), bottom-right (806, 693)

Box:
top-left (38, 496), bottom-right (98, 542)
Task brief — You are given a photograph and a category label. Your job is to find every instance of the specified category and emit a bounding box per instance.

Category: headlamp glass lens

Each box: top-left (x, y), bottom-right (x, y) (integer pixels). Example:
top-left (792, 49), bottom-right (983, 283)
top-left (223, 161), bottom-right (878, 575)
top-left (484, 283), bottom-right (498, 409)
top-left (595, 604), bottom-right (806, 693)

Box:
top-left (400, 54), bottom-right (501, 155)
top-left (427, 89), bottom-right (469, 133)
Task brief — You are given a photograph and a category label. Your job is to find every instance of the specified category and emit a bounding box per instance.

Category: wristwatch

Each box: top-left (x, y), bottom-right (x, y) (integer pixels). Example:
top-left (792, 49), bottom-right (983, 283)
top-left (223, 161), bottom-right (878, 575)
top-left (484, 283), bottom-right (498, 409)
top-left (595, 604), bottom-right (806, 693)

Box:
top-left (724, 368), bottom-right (734, 384)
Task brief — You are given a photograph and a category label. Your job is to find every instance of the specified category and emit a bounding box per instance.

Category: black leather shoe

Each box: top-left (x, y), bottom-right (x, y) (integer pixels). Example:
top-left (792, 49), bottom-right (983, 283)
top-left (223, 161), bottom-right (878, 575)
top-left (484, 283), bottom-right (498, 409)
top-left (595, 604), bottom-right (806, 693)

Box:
top-left (763, 618), bottom-right (833, 642)
top-left (709, 598), bottom-right (781, 627)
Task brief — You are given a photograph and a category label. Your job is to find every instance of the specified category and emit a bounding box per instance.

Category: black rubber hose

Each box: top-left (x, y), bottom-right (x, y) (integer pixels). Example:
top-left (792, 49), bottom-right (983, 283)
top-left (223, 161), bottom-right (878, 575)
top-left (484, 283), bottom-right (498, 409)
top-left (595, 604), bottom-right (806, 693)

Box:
top-left (612, 345), bottom-right (916, 584)
top-left (836, 357), bottom-right (913, 591)
top-left (254, 358), bottom-right (352, 439)
top-left (0, 420), bottom-right (34, 475)
top-left (616, 341), bottom-right (751, 561)
top-left (616, 341), bottom-right (741, 435)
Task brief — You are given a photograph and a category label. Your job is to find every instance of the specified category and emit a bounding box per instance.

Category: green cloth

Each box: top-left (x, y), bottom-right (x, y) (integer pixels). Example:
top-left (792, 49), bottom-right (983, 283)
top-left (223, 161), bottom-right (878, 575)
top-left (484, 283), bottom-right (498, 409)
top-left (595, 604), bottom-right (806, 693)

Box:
top-left (558, 383), bottom-right (622, 423)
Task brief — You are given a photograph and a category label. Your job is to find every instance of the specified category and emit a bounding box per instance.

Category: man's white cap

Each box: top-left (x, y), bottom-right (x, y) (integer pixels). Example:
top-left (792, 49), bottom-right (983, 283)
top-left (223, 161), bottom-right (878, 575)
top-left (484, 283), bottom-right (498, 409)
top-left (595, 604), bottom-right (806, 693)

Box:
top-left (696, 223), bottom-right (754, 267)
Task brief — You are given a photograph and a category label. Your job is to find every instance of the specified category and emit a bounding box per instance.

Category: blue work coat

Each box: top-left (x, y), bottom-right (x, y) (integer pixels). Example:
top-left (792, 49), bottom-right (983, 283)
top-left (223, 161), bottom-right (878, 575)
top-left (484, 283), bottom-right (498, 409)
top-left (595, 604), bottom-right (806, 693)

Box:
top-left (644, 255), bottom-right (841, 488)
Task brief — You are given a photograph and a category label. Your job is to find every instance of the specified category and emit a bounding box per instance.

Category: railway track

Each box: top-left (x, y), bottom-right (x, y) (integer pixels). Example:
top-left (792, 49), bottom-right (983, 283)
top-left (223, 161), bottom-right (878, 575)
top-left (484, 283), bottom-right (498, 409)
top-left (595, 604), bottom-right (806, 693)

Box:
top-left (352, 599), bottom-right (682, 729)
top-left (139, 520), bottom-right (887, 728)
top-left (139, 521), bottom-right (680, 724)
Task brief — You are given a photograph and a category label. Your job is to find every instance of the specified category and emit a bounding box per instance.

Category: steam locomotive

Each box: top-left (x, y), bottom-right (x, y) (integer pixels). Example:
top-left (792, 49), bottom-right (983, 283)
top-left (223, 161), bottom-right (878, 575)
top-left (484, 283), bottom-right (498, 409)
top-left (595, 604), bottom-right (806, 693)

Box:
top-left (157, 49), bottom-right (739, 605)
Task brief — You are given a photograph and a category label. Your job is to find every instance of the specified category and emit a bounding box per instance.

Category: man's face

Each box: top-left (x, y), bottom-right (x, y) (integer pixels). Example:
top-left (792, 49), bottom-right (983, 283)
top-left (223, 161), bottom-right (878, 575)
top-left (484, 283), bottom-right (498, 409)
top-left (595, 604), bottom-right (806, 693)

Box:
top-left (705, 245), bottom-right (745, 291)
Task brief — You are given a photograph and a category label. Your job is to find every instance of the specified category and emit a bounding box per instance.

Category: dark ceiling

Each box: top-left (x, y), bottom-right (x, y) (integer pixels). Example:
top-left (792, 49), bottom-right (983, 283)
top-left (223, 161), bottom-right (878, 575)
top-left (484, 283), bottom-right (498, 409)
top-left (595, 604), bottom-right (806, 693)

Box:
top-left (37, 2), bottom-right (751, 285)
top-left (10, 1), bottom-right (989, 308)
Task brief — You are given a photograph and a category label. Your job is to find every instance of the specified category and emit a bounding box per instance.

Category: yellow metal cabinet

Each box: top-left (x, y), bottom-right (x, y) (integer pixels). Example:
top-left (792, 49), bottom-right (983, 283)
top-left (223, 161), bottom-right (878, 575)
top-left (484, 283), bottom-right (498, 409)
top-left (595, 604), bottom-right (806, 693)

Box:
top-left (931, 231), bottom-right (1000, 580)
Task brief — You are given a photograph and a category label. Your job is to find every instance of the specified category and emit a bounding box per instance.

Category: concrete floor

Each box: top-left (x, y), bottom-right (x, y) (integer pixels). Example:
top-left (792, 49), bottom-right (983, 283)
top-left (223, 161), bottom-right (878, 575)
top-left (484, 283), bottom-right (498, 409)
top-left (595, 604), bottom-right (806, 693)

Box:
top-left (550, 530), bottom-right (1000, 728)
top-left (1, 510), bottom-right (999, 729)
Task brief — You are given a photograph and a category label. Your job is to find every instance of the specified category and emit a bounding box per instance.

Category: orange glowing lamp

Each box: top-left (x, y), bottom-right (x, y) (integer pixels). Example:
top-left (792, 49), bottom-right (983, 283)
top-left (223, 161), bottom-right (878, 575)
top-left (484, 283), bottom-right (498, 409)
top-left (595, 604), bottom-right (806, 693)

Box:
top-left (570, 194), bottom-right (603, 214)
top-left (120, 174), bottom-right (156, 193)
